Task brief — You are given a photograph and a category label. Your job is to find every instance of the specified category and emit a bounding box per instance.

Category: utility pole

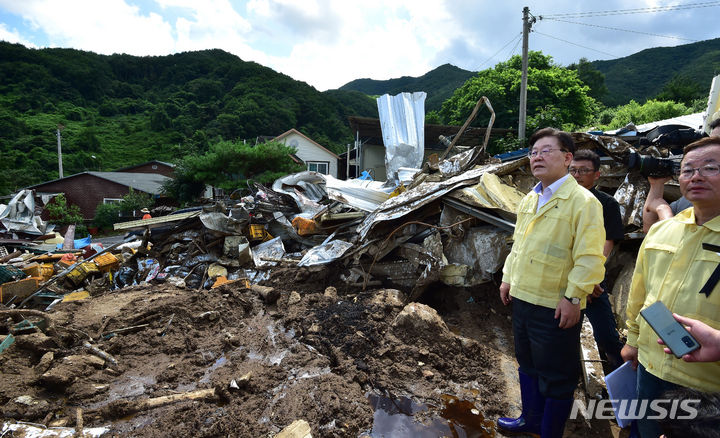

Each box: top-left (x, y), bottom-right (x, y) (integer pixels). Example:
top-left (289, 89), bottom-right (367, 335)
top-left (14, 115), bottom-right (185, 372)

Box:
top-left (56, 124), bottom-right (64, 178)
top-left (518, 6), bottom-right (535, 141)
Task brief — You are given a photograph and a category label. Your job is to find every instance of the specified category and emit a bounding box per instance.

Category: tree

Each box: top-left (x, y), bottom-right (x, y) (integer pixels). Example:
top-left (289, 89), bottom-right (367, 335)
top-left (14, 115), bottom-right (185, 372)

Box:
top-left (119, 188), bottom-right (154, 215)
top-left (567, 58), bottom-right (608, 101)
top-left (163, 139), bottom-right (304, 203)
top-left (655, 74), bottom-right (704, 106)
top-left (93, 202), bottom-right (122, 230)
top-left (438, 51), bottom-right (598, 132)
top-left (593, 99), bottom-right (691, 130)
top-left (45, 194), bottom-right (83, 226)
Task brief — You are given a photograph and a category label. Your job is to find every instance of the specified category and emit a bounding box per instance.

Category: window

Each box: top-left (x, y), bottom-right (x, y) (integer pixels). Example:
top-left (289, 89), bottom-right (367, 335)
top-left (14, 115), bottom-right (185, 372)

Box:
top-left (307, 161), bottom-right (329, 174)
top-left (103, 198), bottom-right (122, 204)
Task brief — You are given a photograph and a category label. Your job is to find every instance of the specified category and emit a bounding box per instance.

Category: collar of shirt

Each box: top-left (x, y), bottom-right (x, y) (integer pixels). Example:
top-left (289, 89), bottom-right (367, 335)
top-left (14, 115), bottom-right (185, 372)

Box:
top-left (533, 174), bottom-right (570, 212)
top-left (675, 207), bottom-right (720, 232)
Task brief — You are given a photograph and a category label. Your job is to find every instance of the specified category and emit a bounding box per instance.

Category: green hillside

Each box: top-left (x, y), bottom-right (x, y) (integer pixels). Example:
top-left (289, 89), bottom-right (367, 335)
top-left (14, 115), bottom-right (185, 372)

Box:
top-left (592, 37), bottom-right (720, 106)
top-left (0, 42), bottom-right (377, 195)
top-left (339, 63), bottom-right (476, 111)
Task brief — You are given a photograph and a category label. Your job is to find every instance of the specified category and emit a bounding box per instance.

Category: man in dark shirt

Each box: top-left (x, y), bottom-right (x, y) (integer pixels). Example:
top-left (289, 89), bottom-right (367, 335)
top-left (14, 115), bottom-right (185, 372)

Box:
top-left (570, 149), bottom-right (625, 371)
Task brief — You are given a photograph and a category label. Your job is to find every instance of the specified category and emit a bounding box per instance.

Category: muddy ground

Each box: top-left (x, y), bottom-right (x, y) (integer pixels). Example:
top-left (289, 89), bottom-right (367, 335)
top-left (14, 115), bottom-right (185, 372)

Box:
top-left (1, 266), bottom-right (624, 437)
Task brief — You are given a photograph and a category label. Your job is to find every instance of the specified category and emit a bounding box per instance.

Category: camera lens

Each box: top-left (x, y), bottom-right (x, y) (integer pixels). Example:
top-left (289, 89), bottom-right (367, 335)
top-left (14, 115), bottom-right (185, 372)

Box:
top-left (682, 336), bottom-right (695, 347)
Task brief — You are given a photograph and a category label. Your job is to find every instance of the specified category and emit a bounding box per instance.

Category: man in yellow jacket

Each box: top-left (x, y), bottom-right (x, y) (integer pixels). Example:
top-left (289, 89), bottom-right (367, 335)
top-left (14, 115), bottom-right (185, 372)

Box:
top-left (622, 136), bottom-right (720, 438)
top-left (498, 128), bottom-right (606, 437)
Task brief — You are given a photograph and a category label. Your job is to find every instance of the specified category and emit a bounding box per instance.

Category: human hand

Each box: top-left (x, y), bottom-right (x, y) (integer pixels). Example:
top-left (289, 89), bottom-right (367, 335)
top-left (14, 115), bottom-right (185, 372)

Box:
top-left (658, 314), bottom-right (720, 362)
top-left (554, 298), bottom-right (580, 329)
top-left (621, 344), bottom-right (639, 370)
top-left (499, 282), bottom-right (512, 305)
top-left (587, 284), bottom-right (604, 303)
top-left (647, 176), bottom-right (673, 187)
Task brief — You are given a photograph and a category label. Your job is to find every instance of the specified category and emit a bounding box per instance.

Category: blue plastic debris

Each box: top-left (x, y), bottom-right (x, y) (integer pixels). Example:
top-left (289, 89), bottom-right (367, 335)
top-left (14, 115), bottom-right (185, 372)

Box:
top-left (0, 333), bottom-right (15, 355)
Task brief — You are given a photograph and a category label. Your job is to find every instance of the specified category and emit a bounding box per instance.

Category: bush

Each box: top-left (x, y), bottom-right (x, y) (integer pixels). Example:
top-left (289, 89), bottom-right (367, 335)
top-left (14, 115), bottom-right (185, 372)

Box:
top-left (120, 189), bottom-right (153, 215)
top-left (93, 202), bottom-right (122, 230)
top-left (46, 194), bottom-right (83, 226)
top-left (74, 223), bottom-right (89, 237)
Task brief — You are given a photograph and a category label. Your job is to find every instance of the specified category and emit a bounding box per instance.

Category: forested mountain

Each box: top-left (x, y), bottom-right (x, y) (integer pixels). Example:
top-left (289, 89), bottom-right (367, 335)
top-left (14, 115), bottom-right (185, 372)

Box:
top-left (339, 63), bottom-right (476, 111)
top-left (3, 36), bottom-right (720, 197)
top-left (591, 37), bottom-right (720, 106)
top-left (0, 42), bottom-right (377, 195)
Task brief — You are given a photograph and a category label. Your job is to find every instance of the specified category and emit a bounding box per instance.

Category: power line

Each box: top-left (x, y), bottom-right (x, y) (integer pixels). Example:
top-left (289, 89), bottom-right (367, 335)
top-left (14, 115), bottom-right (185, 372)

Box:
top-left (541, 1), bottom-right (720, 18)
top-left (533, 31), bottom-right (618, 57)
top-left (542, 17), bottom-right (700, 42)
top-left (477, 32), bottom-right (522, 69)
top-left (506, 34), bottom-right (523, 61)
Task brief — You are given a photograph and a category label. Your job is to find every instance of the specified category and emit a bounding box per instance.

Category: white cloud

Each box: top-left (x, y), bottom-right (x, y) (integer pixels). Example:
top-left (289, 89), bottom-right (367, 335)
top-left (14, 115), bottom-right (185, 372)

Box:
top-left (0, 22), bottom-right (37, 47)
top-left (0, 0), bottom-right (718, 90)
top-left (0, 0), bottom-right (176, 54)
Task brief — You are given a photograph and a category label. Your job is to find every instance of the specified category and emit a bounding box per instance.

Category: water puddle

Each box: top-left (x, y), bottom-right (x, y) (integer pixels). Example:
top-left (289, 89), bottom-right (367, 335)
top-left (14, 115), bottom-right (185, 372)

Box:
top-left (199, 355), bottom-right (228, 383)
top-left (367, 393), bottom-right (496, 437)
top-left (85, 374), bottom-right (157, 412)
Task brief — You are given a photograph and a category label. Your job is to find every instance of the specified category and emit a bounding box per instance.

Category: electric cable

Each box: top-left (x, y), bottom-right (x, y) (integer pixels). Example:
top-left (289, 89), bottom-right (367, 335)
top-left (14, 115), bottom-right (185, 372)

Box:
top-left (541, 1), bottom-right (720, 18)
top-left (533, 31), bottom-right (618, 57)
top-left (542, 17), bottom-right (700, 42)
top-left (477, 32), bottom-right (522, 69)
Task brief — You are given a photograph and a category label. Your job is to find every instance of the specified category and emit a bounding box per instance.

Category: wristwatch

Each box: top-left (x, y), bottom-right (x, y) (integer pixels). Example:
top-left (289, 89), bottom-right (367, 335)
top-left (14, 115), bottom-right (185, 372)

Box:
top-left (565, 296), bottom-right (580, 305)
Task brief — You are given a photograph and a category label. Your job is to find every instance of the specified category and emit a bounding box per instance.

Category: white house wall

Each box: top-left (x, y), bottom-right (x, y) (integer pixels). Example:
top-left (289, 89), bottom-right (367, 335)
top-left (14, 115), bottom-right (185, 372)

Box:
top-left (280, 133), bottom-right (338, 178)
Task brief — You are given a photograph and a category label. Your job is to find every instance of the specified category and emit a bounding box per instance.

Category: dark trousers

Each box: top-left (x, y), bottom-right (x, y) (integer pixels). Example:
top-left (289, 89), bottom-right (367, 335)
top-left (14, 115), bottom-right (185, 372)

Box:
top-left (512, 298), bottom-right (583, 399)
top-left (585, 289), bottom-right (624, 371)
top-left (636, 363), bottom-right (682, 438)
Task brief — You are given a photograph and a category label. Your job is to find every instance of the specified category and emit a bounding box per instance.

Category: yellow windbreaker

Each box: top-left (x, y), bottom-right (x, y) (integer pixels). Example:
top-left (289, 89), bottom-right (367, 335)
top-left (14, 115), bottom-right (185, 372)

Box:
top-left (626, 208), bottom-right (720, 391)
top-left (502, 177), bottom-right (606, 310)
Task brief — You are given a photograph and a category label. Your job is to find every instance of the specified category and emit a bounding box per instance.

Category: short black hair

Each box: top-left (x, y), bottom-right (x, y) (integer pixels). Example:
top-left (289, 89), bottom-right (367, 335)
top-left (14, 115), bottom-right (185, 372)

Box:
top-left (529, 127), bottom-right (576, 155)
top-left (572, 149), bottom-right (600, 171)
top-left (710, 117), bottom-right (720, 132)
top-left (659, 388), bottom-right (720, 438)
top-left (684, 136), bottom-right (720, 155)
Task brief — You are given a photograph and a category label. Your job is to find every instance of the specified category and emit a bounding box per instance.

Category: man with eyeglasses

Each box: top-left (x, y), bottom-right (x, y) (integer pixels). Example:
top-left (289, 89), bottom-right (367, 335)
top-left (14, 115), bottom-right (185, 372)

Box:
top-left (622, 136), bottom-right (720, 438)
top-left (499, 128), bottom-right (606, 437)
top-left (569, 149), bottom-right (626, 373)
top-left (643, 118), bottom-right (720, 232)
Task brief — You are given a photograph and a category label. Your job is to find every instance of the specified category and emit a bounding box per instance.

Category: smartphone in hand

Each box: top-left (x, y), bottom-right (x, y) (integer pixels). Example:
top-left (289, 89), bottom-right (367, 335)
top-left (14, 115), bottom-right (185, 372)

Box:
top-left (640, 301), bottom-right (700, 359)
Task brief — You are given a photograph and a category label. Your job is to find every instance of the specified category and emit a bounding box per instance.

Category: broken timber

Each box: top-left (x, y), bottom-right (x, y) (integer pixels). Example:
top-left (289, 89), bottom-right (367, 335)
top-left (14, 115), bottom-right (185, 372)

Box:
top-left (113, 210), bottom-right (202, 231)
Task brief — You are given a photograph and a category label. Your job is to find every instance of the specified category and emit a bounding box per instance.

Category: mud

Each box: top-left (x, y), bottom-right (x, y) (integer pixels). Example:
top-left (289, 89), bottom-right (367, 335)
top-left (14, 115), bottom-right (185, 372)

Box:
top-left (0, 268), bottom-right (618, 437)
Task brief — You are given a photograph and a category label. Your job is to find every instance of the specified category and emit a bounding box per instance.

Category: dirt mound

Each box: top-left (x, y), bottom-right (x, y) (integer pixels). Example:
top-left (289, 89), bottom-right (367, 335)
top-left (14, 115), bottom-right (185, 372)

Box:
top-left (1, 272), bottom-right (514, 437)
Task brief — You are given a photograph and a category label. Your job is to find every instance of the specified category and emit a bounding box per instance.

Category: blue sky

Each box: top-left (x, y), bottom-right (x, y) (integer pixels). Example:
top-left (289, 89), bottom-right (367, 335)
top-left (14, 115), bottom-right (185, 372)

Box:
top-left (0, 0), bottom-right (718, 91)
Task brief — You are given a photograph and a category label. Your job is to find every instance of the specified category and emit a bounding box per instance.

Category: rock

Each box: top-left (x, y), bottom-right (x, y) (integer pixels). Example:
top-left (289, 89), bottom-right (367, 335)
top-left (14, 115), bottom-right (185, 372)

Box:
top-left (370, 289), bottom-right (406, 309)
top-left (422, 369), bottom-right (434, 379)
top-left (288, 291), bottom-right (301, 306)
top-left (196, 311), bottom-right (220, 322)
top-left (41, 355), bottom-right (106, 389)
top-left (2, 394), bottom-right (51, 421)
top-left (323, 286), bottom-right (337, 299)
top-left (35, 351), bottom-right (55, 375)
top-left (390, 303), bottom-right (452, 344)
top-left (15, 331), bottom-right (56, 353)
top-left (168, 276), bottom-right (186, 288)
top-left (252, 284), bottom-right (280, 304)
top-left (207, 263), bottom-right (228, 278)
top-left (275, 419), bottom-right (312, 438)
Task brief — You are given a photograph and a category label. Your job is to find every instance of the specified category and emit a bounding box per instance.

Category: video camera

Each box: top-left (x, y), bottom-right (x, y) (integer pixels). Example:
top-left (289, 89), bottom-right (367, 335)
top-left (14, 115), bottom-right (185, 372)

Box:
top-left (626, 125), bottom-right (706, 178)
top-left (626, 152), bottom-right (682, 178)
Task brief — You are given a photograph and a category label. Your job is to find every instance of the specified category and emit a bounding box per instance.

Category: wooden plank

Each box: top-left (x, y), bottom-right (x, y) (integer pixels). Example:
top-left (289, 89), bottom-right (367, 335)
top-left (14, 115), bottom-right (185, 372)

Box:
top-left (113, 211), bottom-right (201, 231)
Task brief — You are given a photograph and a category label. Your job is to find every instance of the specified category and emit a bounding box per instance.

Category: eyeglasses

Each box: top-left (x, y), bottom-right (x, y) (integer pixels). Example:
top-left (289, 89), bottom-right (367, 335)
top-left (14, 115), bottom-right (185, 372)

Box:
top-left (568, 167), bottom-right (595, 175)
top-left (528, 148), bottom-right (565, 158)
top-left (678, 164), bottom-right (720, 179)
